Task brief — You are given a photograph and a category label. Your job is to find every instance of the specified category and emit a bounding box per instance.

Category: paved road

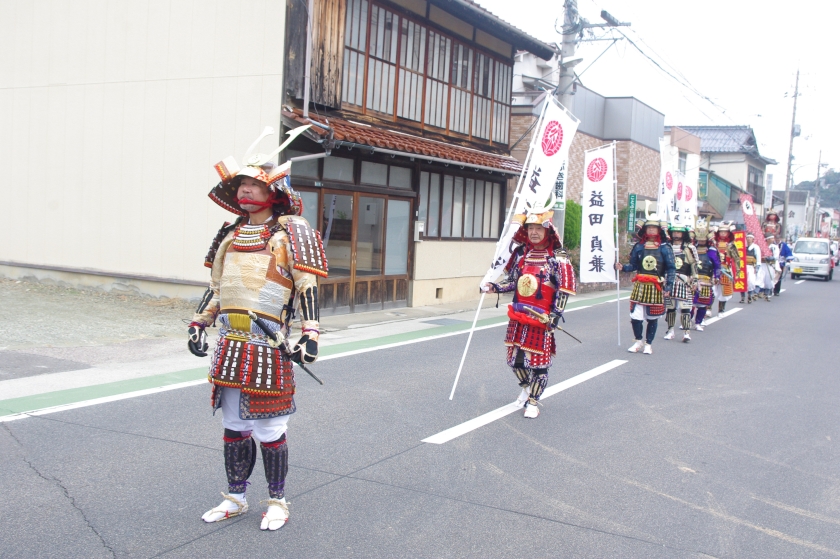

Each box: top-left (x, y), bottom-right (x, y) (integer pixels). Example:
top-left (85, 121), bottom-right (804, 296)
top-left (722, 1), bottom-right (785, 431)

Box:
top-left (2, 276), bottom-right (838, 558)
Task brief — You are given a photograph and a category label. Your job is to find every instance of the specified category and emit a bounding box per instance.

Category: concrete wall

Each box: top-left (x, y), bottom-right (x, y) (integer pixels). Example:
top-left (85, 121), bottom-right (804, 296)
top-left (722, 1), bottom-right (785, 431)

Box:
top-left (0, 0), bottom-right (286, 289)
top-left (410, 240), bottom-right (495, 306)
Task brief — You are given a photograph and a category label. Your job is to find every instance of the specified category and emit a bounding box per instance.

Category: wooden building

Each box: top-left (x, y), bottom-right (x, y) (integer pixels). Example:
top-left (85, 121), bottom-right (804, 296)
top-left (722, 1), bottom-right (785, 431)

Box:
top-left (280, 0), bottom-right (555, 313)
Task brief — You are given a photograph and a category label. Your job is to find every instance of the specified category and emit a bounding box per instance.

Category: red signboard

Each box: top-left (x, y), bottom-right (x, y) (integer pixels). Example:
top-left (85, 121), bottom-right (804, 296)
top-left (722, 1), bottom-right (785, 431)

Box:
top-left (732, 230), bottom-right (748, 293)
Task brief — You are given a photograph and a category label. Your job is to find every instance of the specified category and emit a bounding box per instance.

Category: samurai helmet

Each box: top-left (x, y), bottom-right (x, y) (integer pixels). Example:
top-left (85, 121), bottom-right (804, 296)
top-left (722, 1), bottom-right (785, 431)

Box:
top-left (208, 125), bottom-right (311, 216)
top-left (695, 217), bottom-right (714, 242)
top-left (642, 200), bottom-right (666, 229)
top-left (513, 192), bottom-right (556, 228)
top-left (765, 209), bottom-right (781, 223)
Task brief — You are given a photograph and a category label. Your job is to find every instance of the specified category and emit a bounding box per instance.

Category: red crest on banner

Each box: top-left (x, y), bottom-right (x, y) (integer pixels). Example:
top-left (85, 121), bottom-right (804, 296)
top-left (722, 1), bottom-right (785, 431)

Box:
top-left (665, 172), bottom-right (673, 190)
top-left (676, 182), bottom-right (683, 201)
top-left (541, 121), bottom-right (564, 156)
top-left (685, 184), bottom-right (694, 202)
top-left (732, 231), bottom-right (748, 292)
top-left (586, 158), bottom-right (608, 182)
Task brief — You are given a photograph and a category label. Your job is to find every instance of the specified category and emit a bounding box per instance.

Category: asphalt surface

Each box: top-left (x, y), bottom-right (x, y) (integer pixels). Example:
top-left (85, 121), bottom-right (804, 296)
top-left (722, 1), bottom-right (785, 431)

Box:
top-left (2, 275), bottom-right (839, 558)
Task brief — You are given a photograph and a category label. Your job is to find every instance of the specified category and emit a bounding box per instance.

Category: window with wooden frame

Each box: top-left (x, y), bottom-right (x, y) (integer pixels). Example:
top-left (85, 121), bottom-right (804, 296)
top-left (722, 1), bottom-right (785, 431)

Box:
top-left (340, 0), bottom-right (513, 146)
top-left (418, 170), bottom-right (502, 240)
top-left (342, 0), bottom-right (368, 108)
top-left (449, 43), bottom-right (473, 135)
top-left (367, 4), bottom-right (399, 115)
top-left (491, 60), bottom-right (511, 144)
top-left (397, 18), bottom-right (426, 122)
top-left (424, 30), bottom-right (450, 129)
top-left (471, 52), bottom-right (493, 140)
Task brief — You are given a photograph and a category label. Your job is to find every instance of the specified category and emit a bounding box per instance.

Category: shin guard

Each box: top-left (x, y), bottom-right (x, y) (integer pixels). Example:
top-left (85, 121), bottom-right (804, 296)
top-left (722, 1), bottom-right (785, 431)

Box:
top-left (528, 370), bottom-right (548, 401)
top-left (223, 430), bottom-right (257, 494)
top-left (261, 434), bottom-right (289, 499)
top-left (718, 301), bottom-right (726, 314)
top-left (631, 319), bottom-right (644, 340)
top-left (666, 309), bottom-right (676, 329)
top-left (645, 319), bottom-right (658, 344)
top-left (680, 311), bottom-right (691, 331)
top-left (513, 367), bottom-right (530, 387)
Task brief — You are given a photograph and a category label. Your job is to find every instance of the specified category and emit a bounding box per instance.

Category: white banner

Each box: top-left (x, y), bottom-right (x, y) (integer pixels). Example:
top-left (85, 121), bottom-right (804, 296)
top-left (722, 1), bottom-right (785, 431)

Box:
top-left (657, 138), bottom-right (678, 223)
top-left (580, 143), bottom-right (618, 283)
top-left (672, 171), bottom-right (698, 228)
top-left (480, 97), bottom-right (579, 286)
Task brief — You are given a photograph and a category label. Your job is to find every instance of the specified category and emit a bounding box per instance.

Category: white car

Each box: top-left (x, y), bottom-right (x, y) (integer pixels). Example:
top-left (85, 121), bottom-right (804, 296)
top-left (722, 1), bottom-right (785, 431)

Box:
top-left (790, 237), bottom-right (834, 281)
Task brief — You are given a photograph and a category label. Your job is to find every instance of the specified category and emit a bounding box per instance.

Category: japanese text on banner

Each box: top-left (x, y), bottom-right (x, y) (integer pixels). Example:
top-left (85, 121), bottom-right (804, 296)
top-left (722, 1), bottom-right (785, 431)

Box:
top-left (580, 144), bottom-right (617, 283)
top-left (480, 98), bottom-right (579, 286)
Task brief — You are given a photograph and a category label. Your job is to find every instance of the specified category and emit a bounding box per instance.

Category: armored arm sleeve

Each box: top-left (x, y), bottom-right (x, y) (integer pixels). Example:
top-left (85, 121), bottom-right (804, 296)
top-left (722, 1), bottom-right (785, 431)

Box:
top-left (493, 249), bottom-right (522, 293)
top-left (621, 244), bottom-right (642, 273)
top-left (661, 244), bottom-right (676, 293)
top-left (191, 235), bottom-right (232, 327)
top-left (709, 249), bottom-right (722, 279)
top-left (279, 217), bottom-right (329, 339)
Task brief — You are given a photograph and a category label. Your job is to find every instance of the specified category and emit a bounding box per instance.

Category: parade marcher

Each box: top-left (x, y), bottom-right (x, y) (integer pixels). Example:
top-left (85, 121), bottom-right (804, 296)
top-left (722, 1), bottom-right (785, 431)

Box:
top-left (774, 236), bottom-right (793, 296)
top-left (663, 224), bottom-right (699, 343)
top-left (712, 222), bottom-right (740, 314)
top-left (763, 209), bottom-right (782, 239)
top-left (692, 218), bottom-right (720, 331)
top-left (758, 234), bottom-right (781, 301)
top-left (743, 232), bottom-right (761, 303)
top-left (615, 213), bottom-right (676, 355)
top-left (188, 126), bottom-right (328, 531)
top-left (483, 197), bottom-right (576, 419)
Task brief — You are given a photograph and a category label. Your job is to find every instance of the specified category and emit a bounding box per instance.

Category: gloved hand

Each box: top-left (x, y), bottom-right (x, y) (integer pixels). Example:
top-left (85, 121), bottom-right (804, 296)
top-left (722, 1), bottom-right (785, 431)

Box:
top-left (291, 334), bottom-right (318, 364)
top-left (549, 313), bottom-right (562, 330)
top-left (188, 323), bottom-right (208, 357)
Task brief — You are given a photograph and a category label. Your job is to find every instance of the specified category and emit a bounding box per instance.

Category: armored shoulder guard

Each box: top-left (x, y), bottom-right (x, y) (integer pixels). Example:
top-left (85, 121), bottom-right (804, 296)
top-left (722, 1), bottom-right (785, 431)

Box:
top-left (204, 218), bottom-right (241, 268)
top-left (282, 216), bottom-right (329, 278)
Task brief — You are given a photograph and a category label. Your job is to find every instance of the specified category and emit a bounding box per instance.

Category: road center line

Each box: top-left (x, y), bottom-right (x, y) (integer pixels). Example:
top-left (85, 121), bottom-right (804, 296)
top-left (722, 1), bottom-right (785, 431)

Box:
top-left (704, 307), bottom-right (742, 326)
top-left (422, 359), bottom-right (627, 445)
top-left (795, 280), bottom-right (805, 284)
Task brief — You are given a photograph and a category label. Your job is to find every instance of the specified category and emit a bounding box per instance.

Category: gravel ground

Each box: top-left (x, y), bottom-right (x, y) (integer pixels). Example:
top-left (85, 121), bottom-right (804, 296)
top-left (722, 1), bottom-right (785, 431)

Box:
top-left (0, 277), bottom-right (198, 363)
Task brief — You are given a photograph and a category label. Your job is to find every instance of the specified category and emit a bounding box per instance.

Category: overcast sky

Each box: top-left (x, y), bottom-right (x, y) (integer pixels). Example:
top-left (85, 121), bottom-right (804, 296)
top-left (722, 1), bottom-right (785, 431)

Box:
top-left (478, 0), bottom-right (839, 189)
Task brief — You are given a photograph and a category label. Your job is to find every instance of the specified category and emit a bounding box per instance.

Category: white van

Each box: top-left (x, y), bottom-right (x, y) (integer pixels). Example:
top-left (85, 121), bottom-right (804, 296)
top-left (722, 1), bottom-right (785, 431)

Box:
top-left (790, 237), bottom-right (834, 281)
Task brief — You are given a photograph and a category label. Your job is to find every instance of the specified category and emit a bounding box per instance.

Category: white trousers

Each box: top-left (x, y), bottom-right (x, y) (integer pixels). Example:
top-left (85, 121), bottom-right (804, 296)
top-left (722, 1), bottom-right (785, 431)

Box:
top-left (630, 305), bottom-right (660, 321)
top-left (713, 284), bottom-right (732, 302)
top-left (746, 265), bottom-right (757, 291)
top-left (220, 387), bottom-right (290, 443)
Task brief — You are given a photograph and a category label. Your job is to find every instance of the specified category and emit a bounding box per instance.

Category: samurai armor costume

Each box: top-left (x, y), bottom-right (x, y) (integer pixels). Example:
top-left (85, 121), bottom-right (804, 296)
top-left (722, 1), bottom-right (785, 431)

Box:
top-left (193, 125), bottom-right (327, 525)
top-left (196, 213), bottom-right (326, 418)
top-left (712, 222), bottom-right (740, 313)
top-left (620, 215), bottom-right (676, 348)
top-left (665, 234), bottom-right (698, 334)
top-left (489, 199), bottom-right (575, 409)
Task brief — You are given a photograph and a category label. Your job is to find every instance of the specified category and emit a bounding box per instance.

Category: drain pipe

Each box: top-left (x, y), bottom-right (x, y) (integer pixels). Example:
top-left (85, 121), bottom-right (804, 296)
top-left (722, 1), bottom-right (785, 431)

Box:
top-left (302, 0), bottom-right (314, 118)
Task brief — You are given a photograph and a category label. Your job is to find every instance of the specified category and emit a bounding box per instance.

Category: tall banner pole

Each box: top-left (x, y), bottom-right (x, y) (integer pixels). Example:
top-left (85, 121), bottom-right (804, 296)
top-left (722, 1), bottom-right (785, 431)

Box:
top-left (449, 95), bottom-right (579, 400)
top-left (612, 142), bottom-right (620, 346)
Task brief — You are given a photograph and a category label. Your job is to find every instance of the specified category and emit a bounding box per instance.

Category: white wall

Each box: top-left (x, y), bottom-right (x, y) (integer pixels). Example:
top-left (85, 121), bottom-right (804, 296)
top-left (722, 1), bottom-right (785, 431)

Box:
top-left (0, 0), bottom-right (286, 283)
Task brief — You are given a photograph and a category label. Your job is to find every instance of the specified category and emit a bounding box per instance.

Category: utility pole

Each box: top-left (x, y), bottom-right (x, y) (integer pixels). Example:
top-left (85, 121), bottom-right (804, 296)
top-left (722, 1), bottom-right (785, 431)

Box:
top-left (556, 4), bottom-right (629, 109)
top-left (782, 69), bottom-right (799, 240)
top-left (812, 150), bottom-right (824, 236)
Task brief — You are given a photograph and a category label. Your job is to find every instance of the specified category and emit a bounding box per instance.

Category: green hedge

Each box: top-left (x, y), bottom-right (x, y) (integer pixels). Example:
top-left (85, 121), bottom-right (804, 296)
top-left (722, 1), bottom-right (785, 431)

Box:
top-left (564, 200), bottom-right (582, 250)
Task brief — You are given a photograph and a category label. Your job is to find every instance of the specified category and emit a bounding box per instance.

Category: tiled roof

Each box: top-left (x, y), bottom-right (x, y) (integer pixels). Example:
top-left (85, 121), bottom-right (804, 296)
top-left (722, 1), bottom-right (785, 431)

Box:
top-left (672, 125), bottom-right (777, 164)
top-left (283, 109), bottom-right (522, 174)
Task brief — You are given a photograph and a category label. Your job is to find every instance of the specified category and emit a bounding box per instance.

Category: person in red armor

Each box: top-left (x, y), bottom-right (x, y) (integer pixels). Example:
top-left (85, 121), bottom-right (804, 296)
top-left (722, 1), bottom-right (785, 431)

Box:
top-left (483, 199), bottom-right (576, 419)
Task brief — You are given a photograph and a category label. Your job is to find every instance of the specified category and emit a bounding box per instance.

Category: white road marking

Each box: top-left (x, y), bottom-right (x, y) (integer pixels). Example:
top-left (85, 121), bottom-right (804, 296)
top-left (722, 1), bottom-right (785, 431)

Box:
top-left (704, 307), bottom-right (742, 326)
top-left (796, 280), bottom-right (805, 284)
top-left (781, 289), bottom-right (787, 293)
top-left (0, 380), bottom-right (207, 423)
top-left (0, 295), bottom-right (631, 421)
top-left (422, 359), bottom-right (627, 444)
